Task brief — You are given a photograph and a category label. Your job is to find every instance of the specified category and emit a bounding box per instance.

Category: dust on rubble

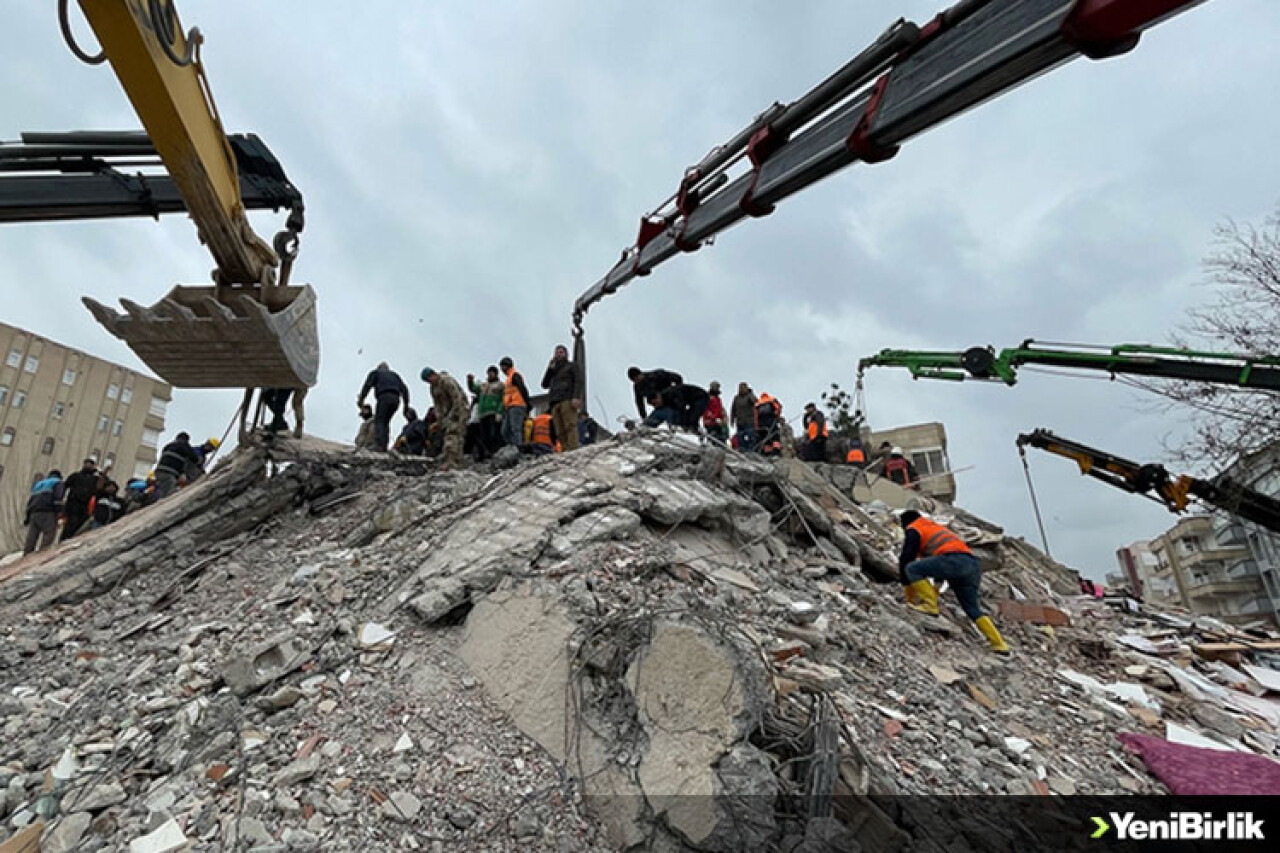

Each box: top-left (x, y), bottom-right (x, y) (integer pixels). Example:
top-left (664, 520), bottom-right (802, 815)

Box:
top-left (0, 432), bottom-right (1277, 852)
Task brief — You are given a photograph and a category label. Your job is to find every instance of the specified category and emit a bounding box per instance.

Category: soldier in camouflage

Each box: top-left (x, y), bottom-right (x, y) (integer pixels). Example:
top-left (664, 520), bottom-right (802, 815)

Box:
top-left (421, 367), bottom-right (469, 469)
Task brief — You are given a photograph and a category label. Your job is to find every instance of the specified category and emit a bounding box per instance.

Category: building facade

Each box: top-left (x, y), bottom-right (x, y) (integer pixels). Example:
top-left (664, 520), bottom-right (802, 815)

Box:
top-left (1123, 514), bottom-right (1278, 628)
top-left (1219, 444), bottom-right (1280, 621)
top-left (865, 421), bottom-right (957, 503)
top-left (0, 322), bottom-right (171, 551)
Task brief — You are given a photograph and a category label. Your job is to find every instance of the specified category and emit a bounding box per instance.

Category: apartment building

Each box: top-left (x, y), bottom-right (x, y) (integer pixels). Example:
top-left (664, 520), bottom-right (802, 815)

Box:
top-left (1218, 444), bottom-right (1280, 620)
top-left (0, 322), bottom-right (171, 551)
top-left (865, 421), bottom-right (957, 503)
top-left (1131, 514), bottom-right (1278, 628)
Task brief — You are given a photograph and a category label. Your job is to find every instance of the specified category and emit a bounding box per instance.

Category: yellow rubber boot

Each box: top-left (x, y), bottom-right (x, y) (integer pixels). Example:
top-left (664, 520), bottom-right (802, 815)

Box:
top-left (905, 580), bottom-right (939, 616)
top-left (975, 616), bottom-right (1010, 654)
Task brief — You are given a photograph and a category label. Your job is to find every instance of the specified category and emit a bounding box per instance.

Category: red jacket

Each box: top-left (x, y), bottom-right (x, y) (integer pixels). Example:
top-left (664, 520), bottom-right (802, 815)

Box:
top-left (702, 396), bottom-right (726, 427)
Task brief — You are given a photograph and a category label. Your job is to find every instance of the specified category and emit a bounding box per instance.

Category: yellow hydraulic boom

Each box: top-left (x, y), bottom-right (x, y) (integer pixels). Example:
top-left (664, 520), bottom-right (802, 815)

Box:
top-left (55, 0), bottom-right (317, 389)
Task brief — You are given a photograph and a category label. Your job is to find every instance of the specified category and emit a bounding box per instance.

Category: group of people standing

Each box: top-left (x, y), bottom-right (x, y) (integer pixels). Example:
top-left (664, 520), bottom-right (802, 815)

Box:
top-left (355, 345), bottom-right (589, 469)
top-left (22, 431), bottom-right (220, 555)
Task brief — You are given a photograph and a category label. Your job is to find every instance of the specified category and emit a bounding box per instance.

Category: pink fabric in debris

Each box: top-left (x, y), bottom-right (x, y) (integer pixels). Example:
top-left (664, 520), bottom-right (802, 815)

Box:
top-left (1118, 733), bottom-right (1280, 795)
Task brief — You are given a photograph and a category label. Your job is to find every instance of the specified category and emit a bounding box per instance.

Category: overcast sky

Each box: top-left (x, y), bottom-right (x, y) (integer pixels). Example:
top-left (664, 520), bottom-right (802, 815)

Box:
top-left (3, 1), bottom-right (1277, 580)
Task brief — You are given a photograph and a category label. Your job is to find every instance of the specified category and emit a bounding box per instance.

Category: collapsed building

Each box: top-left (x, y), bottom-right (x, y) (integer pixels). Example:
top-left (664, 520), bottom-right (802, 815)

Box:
top-left (1, 432), bottom-right (1279, 853)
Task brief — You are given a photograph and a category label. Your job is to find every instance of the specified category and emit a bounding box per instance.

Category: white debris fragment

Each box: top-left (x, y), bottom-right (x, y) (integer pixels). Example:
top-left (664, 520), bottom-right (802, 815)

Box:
top-left (358, 622), bottom-right (397, 648)
top-left (393, 733), bottom-right (414, 753)
top-left (128, 817), bottom-right (188, 853)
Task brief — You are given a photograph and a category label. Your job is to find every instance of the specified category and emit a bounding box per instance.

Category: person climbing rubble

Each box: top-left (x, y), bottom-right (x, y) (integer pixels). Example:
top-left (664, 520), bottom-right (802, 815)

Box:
top-left (468, 366), bottom-right (505, 460)
top-left (394, 407), bottom-right (430, 456)
top-left (357, 361), bottom-right (411, 453)
top-left (883, 446), bottom-right (919, 489)
top-left (702, 381), bottom-right (729, 443)
top-left (541, 344), bottom-right (581, 452)
top-left (628, 366), bottom-right (683, 420)
top-left (354, 403), bottom-right (375, 449)
top-left (499, 356), bottom-right (531, 448)
top-left (23, 469), bottom-right (64, 554)
top-left (421, 367), bottom-right (468, 469)
top-left (898, 509), bottom-right (1009, 654)
top-left (60, 457), bottom-right (101, 541)
top-left (651, 383), bottom-right (709, 432)
top-left (527, 410), bottom-right (557, 456)
top-left (89, 480), bottom-right (127, 530)
top-left (845, 437), bottom-right (867, 467)
top-left (801, 402), bottom-right (828, 462)
top-left (154, 433), bottom-right (201, 500)
top-left (755, 393), bottom-right (783, 456)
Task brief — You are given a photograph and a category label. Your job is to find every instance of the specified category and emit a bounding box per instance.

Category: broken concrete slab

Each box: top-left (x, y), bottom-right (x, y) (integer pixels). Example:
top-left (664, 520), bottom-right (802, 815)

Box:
top-left (221, 632), bottom-right (311, 697)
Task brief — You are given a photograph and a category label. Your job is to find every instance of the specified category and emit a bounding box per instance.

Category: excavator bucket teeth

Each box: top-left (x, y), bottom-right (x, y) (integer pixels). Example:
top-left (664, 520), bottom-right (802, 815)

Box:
top-left (83, 285), bottom-right (319, 389)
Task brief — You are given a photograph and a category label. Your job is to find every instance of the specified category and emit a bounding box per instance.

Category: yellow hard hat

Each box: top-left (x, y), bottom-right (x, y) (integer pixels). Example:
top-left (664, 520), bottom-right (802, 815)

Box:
top-left (207, 437), bottom-right (221, 449)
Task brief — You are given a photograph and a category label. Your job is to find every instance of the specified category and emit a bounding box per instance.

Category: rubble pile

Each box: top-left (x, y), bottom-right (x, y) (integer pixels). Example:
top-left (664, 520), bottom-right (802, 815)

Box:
top-left (1, 432), bottom-right (1278, 852)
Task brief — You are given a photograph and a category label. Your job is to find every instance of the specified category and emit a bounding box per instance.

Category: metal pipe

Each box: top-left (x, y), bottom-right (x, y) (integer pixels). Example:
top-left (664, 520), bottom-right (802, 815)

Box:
top-left (20, 130), bottom-right (153, 147)
top-left (0, 144), bottom-right (157, 159)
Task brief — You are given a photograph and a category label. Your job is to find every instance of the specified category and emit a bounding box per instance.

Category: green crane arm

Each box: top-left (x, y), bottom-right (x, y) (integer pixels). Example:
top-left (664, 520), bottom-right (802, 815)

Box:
top-left (858, 341), bottom-right (1280, 391)
top-left (1016, 428), bottom-right (1280, 534)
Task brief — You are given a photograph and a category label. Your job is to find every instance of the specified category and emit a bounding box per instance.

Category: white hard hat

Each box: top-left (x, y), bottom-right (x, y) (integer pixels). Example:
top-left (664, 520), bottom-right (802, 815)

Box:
top-left (891, 446), bottom-right (904, 456)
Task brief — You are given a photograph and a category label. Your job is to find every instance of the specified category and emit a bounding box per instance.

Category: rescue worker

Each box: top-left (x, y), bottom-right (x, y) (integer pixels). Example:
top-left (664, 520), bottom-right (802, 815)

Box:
top-left (755, 393), bottom-right (783, 456)
top-left (898, 510), bottom-right (1009, 653)
top-left (499, 356), bottom-right (532, 447)
top-left (60, 458), bottom-right (100, 541)
top-left (24, 470), bottom-right (64, 554)
top-left (802, 403), bottom-right (829, 462)
top-left (155, 432), bottom-right (201, 500)
top-left (468, 366), bottom-right (505, 460)
top-left (845, 438), bottom-right (867, 467)
top-left (628, 366), bottom-right (683, 420)
top-left (189, 438), bottom-right (220, 481)
top-left (261, 388), bottom-right (295, 434)
top-left (357, 362), bottom-right (411, 453)
top-left (883, 446), bottom-right (919, 489)
top-left (578, 410), bottom-right (600, 446)
top-left (354, 404), bottom-right (376, 449)
top-left (89, 481), bottom-right (126, 530)
top-left (702, 381), bottom-right (729, 443)
top-left (527, 411), bottom-right (557, 456)
top-left (662, 383), bottom-right (710, 432)
top-left (541, 345), bottom-right (580, 452)
top-left (730, 383), bottom-right (758, 451)
top-left (421, 367), bottom-right (468, 469)
top-left (395, 407), bottom-right (430, 455)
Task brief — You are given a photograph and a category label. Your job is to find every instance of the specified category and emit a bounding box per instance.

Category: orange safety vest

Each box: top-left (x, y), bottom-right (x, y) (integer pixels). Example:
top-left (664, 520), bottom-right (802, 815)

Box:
top-left (503, 367), bottom-right (527, 409)
top-left (807, 419), bottom-right (829, 440)
top-left (846, 447), bottom-right (865, 464)
top-left (530, 414), bottom-right (554, 447)
top-left (908, 517), bottom-right (971, 557)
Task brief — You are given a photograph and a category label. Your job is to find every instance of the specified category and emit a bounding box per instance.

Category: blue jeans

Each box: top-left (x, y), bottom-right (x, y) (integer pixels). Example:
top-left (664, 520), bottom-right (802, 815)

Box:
top-left (905, 552), bottom-right (984, 619)
top-left (502, 406), bottom-right (527, 446)
top-left (736, 426), bottom-right (757, 452)
top-left (644, 407), bottom-right (678, 428)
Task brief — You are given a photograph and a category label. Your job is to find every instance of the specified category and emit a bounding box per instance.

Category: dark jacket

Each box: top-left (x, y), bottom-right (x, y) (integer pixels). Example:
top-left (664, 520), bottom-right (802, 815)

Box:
top-left (26, 476), bottom-right (65, 515)
top-left (633, 369), bottom-right (683, 417)
top-left (730, 391), bottom-right (757, 428)
top-left (397, 418), bottom-right (430, 455)
top-left (92, 493), bottom-right (127, 525)
top-left (359, 367), bottom-right (410, 406)
top-left (157, 438), bottom-right (200, 477)
top-left (64, 468), bottom-right (100, 508)
top-left (541, 358), bottom-right (579, 405)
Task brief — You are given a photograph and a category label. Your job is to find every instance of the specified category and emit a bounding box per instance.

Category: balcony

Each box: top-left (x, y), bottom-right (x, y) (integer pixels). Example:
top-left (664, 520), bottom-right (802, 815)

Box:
top-left (1188, 576), bottom-right (1264, 599)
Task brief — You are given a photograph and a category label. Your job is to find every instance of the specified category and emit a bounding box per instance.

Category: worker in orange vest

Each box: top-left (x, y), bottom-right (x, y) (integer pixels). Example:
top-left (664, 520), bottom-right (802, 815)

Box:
top-left (528, 412), bottom-right (557, 456)
top-left (801, 402), bottom-right (828, 462)
top-left (755, 393), bottom-right (783, 456)
top-left (898, 510), bottom-right (1009, 653)
top-left (845, 439), bottom-right (867, 467)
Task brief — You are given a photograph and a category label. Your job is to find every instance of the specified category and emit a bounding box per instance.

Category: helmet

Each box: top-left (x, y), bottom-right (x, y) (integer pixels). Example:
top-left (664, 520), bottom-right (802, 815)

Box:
top-left (891, 446), bottom-right (904, 456)
top-left (207, 437), bottom-right (221, 449)
top-left (420, 367), bottom-right (436, 381)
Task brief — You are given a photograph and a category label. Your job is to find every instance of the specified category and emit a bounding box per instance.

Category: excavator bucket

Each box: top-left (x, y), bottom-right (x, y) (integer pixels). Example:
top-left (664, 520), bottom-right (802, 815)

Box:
top-left (83, 285), bottom-right (319, 389)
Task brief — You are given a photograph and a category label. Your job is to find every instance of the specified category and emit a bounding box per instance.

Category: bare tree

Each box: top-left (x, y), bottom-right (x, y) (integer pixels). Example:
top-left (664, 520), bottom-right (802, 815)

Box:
top-left (820, 382), bottom-right (861, 440)
top-left (1156, 206), bottom-right (1280, 470)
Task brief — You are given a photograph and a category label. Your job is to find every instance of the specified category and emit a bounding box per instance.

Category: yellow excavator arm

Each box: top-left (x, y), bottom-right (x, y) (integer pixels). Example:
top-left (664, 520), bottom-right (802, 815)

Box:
top-left (77, 0), bottom-right (277, 287)
top-left (46, 0), bottom-right (318, 389)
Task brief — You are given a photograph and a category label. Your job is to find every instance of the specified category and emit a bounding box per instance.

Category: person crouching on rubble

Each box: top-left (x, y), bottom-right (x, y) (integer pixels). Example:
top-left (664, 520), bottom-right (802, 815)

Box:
top-left (898, 510), bottom-right (1009, 654)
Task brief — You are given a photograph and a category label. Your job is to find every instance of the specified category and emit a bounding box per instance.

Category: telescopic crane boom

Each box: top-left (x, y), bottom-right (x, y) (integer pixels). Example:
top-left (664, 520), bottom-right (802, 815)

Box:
top-left (570, 0), bottom-right (1213, 333)
top-left (1016, 429), bottom-right (1280, 534)
top-left (857, 341), bottom-right (1280, 391)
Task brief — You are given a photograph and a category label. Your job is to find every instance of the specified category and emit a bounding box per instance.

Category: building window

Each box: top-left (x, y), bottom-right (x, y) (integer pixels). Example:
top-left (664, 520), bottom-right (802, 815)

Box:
top-left (24, 356), bottom-right (38, 374)
top-left (0, 428), bottom-right (14, 447)
top-left (62, 369), bottom-right (77, 386)
top-left (149, 396), bottom-right (169, 418)
top-left (12, 390), bottom-right (25, 409)
top-left (89, 448), bottom-right (100, 464)
top-left (98, 415), bottom-right (109, 432)
top-left (53, 401), bottom-right (66, 419)
top-left (910, 447), bottom-right (949, 478)
top-left (141, 428), bottom-right (160, 448)
top-left (5, 349), bottom-right (20, 368)
top-left (41, 437), bottom-right (55, 455)
top-left (0, 464), bottom-right (4, 483)
top-left (120, 387), bottom-right (132, 405)
top-left (0, 385), bottom-right (7, 406)
top-left (105, 452), bottom-right (116, 470)
top-left (112, 419), bottom-right (123, 437)
top-left (107, 383), bottom-right (119, 400)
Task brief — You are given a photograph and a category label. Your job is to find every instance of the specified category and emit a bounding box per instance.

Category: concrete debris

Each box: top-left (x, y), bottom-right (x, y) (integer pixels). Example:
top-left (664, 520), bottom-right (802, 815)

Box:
top-left (3, 433), bottom-right (1280, 852)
